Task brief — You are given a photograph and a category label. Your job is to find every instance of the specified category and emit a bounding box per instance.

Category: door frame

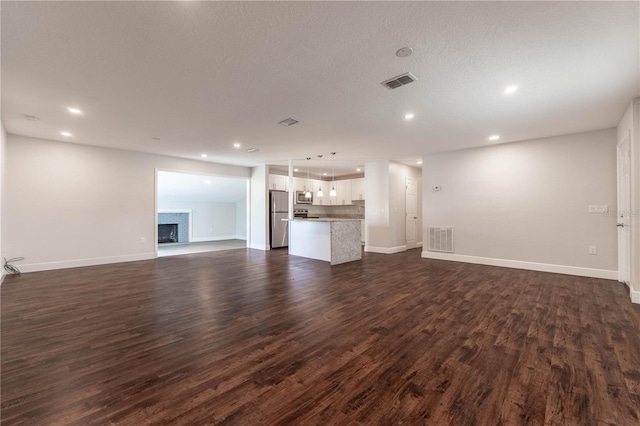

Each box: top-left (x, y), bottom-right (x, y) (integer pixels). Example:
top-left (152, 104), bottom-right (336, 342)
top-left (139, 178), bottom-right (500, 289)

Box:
top-left (617, 133), bottom-right (632, 285)
top-left (405, 176), bottom-right (418, 250)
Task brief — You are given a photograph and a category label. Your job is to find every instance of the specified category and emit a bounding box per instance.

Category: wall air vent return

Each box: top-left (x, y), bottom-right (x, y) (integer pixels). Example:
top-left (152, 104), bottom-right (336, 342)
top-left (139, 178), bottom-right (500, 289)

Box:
top-left (428, 226), bottom-right (454, 253)
top-left (381, 72), bottom-right (417, 90)
top-left (279, 118), bottom-right (299, 126)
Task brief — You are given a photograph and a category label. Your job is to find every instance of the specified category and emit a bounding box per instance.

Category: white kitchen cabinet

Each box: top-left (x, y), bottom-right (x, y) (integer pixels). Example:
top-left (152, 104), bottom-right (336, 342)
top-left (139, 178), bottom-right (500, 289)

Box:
top-left (326, 181), bottom-right (337, 205)
top-left (313, 180), bottom-right (330, 205)
top-left (269, 174), bottom-right (288, 191)
top-left (292, 177), bottom-right (302, 191)
top-left (336, 180), bottom-right (352, 205)
top-left (311, 179), bottom-right (321, 205)
top-left (351, 178), bottom-right (365, 201)
top-left (293, 177), bottom-right (311, 192)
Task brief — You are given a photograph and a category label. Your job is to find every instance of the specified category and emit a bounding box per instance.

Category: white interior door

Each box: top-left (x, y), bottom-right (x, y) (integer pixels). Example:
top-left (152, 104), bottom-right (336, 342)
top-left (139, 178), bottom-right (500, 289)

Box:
top-left (406, 176), bottom-right (417, 249)
top-left (617, 135), bottom-right (632, 285)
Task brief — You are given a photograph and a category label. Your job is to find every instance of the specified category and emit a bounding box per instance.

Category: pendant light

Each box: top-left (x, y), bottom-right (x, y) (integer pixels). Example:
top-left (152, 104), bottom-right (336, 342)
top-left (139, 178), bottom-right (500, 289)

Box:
top-left (316, 155), bottom-right (324, 197)
top-left (305, 157), bottom-right (312, 199)
top-left (330, 152), bottom-right (337, 197)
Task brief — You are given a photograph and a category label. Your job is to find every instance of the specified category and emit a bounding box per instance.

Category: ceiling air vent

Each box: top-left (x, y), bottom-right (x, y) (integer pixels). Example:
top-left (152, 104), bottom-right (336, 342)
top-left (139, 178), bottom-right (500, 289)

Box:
top-left (279, 118), bottom-right (299, 126)
top-left (381, 72), bottom-right (417, 90)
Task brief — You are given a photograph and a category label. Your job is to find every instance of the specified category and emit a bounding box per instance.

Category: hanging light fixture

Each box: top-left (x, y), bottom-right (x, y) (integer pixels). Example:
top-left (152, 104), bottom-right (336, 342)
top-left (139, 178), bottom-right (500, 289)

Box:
top-left (317, 155), bottom-right (324, 197)
top-left (305, 157), bottom-right (312, 199)
top-left (330, 152), bottom-right (337, 197)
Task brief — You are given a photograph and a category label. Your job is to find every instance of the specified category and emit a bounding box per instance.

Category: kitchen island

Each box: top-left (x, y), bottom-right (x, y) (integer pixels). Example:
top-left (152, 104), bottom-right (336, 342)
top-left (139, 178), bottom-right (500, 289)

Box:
top-left (289, 218), bottom-right (362, 265)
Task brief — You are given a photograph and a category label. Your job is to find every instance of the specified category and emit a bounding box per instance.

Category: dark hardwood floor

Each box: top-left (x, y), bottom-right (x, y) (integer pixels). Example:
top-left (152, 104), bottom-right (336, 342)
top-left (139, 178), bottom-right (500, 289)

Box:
top-left (2, 249), bottom-right (639, 425)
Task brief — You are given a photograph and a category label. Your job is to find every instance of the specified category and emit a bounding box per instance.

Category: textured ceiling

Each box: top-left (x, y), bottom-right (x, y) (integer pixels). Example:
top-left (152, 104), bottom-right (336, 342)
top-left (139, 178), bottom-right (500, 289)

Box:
top-left (2, 1), bottom-right (638, 173)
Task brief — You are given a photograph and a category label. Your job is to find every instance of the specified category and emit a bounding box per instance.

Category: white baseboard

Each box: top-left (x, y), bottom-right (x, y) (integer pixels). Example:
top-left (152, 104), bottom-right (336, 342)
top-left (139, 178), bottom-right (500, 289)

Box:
top-left (190, 235), bottom-right (239, 242)
top-left (421, 251), bottom-right (617, 280)
top-left (365, 245), bottom-right (407, 254)
top-left (631, 288), bottom-right (640, 304)
top-left (16, 253), bottom-right (157, 273)
top-left (248, 243), bottom-right (269, 251)
top-left (417, 242), bottom-right (423, 247)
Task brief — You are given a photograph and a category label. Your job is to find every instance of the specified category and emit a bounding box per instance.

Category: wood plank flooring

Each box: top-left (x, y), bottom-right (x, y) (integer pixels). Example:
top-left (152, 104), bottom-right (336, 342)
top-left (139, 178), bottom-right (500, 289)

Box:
top-left (2, 249), bottom-right (639, 425)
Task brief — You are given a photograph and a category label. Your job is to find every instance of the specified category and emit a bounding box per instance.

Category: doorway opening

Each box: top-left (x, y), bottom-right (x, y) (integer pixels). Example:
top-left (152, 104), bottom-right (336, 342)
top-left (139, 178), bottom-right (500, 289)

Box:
top-left (156, 170), bottom-right (248, 257)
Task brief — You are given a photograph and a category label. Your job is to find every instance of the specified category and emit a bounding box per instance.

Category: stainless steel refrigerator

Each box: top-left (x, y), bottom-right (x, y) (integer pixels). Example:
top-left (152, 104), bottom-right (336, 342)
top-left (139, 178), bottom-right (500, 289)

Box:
top-left (270, 190), bottom-right (289, 249)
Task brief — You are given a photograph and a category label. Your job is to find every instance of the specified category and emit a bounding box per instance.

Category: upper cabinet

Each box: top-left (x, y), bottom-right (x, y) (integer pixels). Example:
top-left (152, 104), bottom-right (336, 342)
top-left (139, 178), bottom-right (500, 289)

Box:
top-left (269, 174), bottom-right (288, 191)
top-left (294, 177), bottom-right (314, 193)
top-left (269, 174), bottom-right (365, 204)
top-left (313, 180), bottom-right (330, 205)
top-left (335, 180), bottom-right (352, 205)
top-left (351, 178), bottom-right (365, 201)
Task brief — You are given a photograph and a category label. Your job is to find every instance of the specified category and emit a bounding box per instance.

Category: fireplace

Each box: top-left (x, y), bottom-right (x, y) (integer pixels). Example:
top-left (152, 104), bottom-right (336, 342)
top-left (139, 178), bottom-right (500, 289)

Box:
top-left (157, 212), bottom-right (189, 243)
top-left (158, 224), bottom-right (178, 244)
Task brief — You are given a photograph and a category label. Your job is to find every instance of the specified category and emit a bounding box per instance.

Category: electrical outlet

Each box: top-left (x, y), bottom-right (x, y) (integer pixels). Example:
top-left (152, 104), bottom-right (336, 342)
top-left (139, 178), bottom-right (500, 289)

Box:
top-left (588, 245), bottom-right (597, 255)
top-left (140, 237), bottom-right (146, 244)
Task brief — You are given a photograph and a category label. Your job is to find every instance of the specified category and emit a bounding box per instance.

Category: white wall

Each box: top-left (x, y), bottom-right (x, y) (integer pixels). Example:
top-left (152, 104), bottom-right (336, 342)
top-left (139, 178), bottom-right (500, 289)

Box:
top-left (422, 128), bottom-right (618, 279)
top-left (236, 197), bottom-right (247, 240)
top-left (617, 98), bottom-right (640, 303)
top-left (158, 196), bottom-right (241, 241)
top-left (364, 161), bottom-right (390, 251)
top-left (5, 135), bottom-right (249, 272)
top-left (0, 122), bottom-right (6, 282)
top-left (249, 165), bottom-right (268, 250)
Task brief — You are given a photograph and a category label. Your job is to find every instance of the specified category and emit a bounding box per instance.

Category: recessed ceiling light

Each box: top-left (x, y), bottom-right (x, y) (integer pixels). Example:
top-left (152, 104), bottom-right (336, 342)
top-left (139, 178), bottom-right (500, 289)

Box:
top-left (60, 131), bottom-right (72, 137)
top-left (417, 160), bottom-right (422, 165)
top-left (489, 135), bottom-right (500, 141)
top-left (200, 153), bottom-right (208, 158)
top-left (404, 113), bottom-right (415, 120)
top-left (294, 168), bottom-right (299, 172)
top-left (503, 85), bottom-right (518, 95)
top-left (67, 107), bottom-right (83, 115)
top-left (356, 168), bottom-right (361, 172)
top-left (233, 143), bottom-right (241, 148)
top-left (323, 172), bottom-right (328, 176)
top-left (24, 114), bottom-right (39, 121)
top-left (204, 180), bottom-right (211, 184)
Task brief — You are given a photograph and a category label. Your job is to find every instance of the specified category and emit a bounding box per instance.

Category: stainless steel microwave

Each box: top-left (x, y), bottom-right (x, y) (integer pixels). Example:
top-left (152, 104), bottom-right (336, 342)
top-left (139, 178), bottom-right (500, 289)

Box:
top-left (295, 190), bottom-right (313, 204)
